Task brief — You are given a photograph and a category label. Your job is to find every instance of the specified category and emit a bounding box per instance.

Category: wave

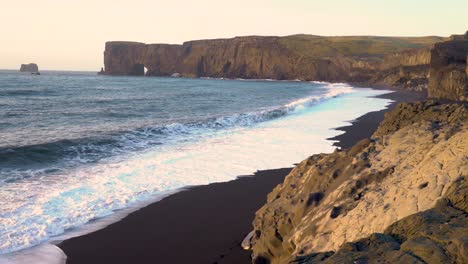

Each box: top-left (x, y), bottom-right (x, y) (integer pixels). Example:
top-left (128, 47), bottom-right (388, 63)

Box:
top-left (0, 84), bottom-right (354, 184)
top-left (0, 85), bottom-right (388, 257)
top-left (0, 89), bottom-right (57, 97)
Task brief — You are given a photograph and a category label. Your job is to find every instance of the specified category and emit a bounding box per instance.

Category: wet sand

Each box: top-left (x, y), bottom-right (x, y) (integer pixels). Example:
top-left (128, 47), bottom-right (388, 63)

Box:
top-left (59, 169), bottom-right (291, 264)
top-left (328, 90), bottom-right (426, 149)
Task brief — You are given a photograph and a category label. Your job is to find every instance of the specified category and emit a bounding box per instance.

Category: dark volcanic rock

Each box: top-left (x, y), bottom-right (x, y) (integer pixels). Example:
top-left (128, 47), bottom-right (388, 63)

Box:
top-left (19, 63), bottom-right (39, 72)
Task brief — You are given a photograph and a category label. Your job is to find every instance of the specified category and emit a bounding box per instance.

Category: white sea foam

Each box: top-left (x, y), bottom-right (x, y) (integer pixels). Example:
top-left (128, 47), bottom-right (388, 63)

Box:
top-left (0, 85), bottom-right (392, 263)
top-left (0, 83), bottom-right (353, 184)
top-left (0, 244), bottom-right (66, 264)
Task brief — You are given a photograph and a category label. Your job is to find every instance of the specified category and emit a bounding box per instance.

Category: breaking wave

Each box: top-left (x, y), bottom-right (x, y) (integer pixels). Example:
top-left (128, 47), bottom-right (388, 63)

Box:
top-left (1, 81), bottom-right (385, 259)
top-left (0, 83), bottom-right (353, 184)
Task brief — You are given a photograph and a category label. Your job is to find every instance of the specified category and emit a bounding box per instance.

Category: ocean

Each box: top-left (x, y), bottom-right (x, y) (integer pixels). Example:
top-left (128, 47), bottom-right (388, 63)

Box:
top-left (0, 70), bottom-right (392, 259)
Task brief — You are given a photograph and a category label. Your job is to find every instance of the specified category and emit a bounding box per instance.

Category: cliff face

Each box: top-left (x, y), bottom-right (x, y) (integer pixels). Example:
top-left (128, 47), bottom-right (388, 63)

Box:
top-left (248, 101), bottom-right (467, 264)
top-left (428, 38), bottom-right (468, 101)
top-left (19, 63), bottom-right (39, 72)
top-left (368, 48), bottom-right (432, 91)
top-left (102, 34), bottom-right (468, 100)
top-left (103, 42), bottom-right (181, 76)
top-left (103, 37), bottom-right (357, 81)
top-left (102, 35), bottom-right (442, 82)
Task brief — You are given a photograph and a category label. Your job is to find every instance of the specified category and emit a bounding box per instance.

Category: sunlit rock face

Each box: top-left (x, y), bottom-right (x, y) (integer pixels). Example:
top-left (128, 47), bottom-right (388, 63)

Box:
top-left (102, 35), bottom-right (443, 85)
top-left (250, 101), bottom-right (467, 264)
top-left (20, 63), bottom-right (39, 72)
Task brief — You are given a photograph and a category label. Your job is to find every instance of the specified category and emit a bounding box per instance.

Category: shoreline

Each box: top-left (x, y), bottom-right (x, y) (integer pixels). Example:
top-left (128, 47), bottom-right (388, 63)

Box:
top-left (328, 89), bottom-right (427, 149)
top-left (56, 88), bottom-right (425, 263)
top-left (59, 168), bottom-right (292, 264)
top-left (0, 80), bottom-right (384, 262)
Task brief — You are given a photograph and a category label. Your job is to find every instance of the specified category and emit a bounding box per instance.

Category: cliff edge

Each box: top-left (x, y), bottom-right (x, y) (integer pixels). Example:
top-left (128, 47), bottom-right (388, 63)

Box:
top-left (248, 101), bottom-right (467, 263)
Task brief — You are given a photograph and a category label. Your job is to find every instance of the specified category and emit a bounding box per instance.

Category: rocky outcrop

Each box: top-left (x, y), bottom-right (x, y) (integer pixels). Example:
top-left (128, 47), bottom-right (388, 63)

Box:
top-left (19, 63), bottom-right (39, 73)
top-left (294, 177), bottom-right (468, 264)
top-left (428, 36), bottom-right (468, 101)
top-left (103, 41), bottom-right (182, 76)
top-left (249, 101), bottom-right (467, 264)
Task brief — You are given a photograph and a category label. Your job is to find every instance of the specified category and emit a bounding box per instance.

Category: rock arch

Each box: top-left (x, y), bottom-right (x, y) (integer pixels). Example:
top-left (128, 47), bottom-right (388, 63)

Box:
top-left (130, 63), bottom-right (146, 76)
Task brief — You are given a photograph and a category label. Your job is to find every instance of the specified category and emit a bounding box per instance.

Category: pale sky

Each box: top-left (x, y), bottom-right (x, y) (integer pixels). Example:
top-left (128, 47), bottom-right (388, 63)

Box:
top-left (1, 0), bottom-right (467, 71)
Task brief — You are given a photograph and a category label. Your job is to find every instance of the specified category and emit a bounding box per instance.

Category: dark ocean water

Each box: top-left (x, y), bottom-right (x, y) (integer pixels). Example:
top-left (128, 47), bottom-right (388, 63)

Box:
top-left (0, 70), bottom-right (391, 256)
top-left (0, 71), bottom-right (326, 180)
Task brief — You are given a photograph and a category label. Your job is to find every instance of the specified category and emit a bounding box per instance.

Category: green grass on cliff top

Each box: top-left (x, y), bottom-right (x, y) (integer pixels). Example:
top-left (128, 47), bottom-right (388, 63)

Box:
top-left (107, 34), bottom-right (446, 58)
top-left (279, 35), bottom-right (446, 58)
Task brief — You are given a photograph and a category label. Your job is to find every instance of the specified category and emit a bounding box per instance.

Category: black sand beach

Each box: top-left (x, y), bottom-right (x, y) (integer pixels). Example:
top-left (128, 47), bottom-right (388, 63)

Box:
top-left (328, 90), bottom-right (426, 149)
top-left (59, 169), bottom-right (291, 264)
top-left (59, 89), bottom-right (425, 264)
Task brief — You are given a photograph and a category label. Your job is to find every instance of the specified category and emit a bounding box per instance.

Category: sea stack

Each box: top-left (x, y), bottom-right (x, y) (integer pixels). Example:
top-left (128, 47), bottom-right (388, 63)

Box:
top-left (20, 63), bottom-right (39, 73)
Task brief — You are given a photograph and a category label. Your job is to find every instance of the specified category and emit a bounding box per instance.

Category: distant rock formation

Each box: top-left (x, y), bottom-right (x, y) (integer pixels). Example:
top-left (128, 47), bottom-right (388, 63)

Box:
top-left (101, 35), bottom-right (443, 84)
top-left (20, 63), bottom-right (39, 73)
top-left (102, 33), bottom-right (467, 100)
top-left (249, 101), bottom-right (467, 263)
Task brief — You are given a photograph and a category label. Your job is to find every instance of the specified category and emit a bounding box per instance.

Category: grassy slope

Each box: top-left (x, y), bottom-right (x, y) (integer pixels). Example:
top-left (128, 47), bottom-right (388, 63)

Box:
top-left (278, 34), bottom-right (446, 58)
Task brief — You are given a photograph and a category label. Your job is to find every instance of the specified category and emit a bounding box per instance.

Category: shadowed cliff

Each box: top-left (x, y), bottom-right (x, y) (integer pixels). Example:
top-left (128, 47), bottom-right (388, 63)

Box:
top-left (428, 35), bottom-right (468, 101)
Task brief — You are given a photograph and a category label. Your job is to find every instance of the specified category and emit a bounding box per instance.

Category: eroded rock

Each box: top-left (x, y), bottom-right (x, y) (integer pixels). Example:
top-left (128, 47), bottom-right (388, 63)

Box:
top-left (250, 102), bottom-right (467, 264)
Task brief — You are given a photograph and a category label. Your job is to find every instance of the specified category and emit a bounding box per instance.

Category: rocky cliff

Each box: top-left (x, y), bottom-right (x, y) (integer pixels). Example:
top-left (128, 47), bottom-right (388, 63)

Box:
top-left (102, 35), bottom-right (443, 82)
top-left (368, 48), bottom-right (432, 91)
top-left (102, 34), bottom-right (468, 100)
top-left (247, 101), bottom-right (467, 263)
top-left (19, 63), bottom-right (39, 72)
top-left (428, 36), bottom-right (468, 101)
top-left (103, 42), bottom-right (181, 76)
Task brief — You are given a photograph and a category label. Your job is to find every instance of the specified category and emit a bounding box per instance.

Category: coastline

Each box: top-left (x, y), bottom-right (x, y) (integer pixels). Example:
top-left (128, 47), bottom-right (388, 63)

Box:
top-left (56, 88), bottom-right (425, 264)
top-left (328, 89), bottom-right (426, 149)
